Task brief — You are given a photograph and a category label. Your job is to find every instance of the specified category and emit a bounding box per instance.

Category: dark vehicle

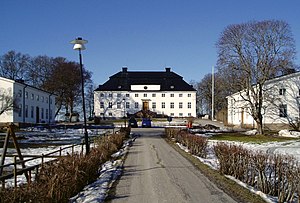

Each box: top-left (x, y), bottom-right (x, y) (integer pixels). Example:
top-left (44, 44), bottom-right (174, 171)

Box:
top-left (142, 118), bottom-right (151, 128)
top-left (128, 117), bottom-right (138, 128)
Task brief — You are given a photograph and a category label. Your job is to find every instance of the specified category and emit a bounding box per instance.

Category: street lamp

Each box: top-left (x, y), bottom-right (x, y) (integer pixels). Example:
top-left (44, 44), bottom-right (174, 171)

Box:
top-left (70, 37), bottom-right (90, 154)
top-left (297, 96), bottom-right (300, 130)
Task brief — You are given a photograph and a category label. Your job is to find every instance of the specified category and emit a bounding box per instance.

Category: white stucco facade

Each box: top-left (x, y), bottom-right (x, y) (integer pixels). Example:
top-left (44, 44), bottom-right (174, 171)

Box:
top-left (227, 72), bottom-right (300, 128)
top-left (94, 68), bottom-right (197, 119)
top-left (94, 90), bottom-right (196, 118)
top-left (0, 77), bottom-right (56, 124)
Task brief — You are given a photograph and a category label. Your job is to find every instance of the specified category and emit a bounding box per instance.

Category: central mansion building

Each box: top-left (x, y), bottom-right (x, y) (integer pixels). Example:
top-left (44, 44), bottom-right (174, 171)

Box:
top-left (94, 67), bottom-right (196, 118)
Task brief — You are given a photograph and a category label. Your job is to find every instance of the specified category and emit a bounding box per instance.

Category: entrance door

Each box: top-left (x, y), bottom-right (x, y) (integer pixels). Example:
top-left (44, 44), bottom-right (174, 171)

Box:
top-left (143, 101), bottom-right (149, 111)
top-left (241, 108), bottom-right (244, 127)
top-left (36, 107), bottom-right (40, 123)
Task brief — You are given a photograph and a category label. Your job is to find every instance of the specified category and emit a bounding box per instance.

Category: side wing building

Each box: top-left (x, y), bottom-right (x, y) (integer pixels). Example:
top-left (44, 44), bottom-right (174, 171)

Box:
top-left (227, 72), bottom-right (300, 129)
top-left (0, 76), bottom-right (56, 125)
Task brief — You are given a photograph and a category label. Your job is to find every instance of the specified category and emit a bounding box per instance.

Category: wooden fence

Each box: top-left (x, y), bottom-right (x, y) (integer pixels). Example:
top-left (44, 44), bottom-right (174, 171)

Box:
top-left (0, 143), bottom-right (85, 188)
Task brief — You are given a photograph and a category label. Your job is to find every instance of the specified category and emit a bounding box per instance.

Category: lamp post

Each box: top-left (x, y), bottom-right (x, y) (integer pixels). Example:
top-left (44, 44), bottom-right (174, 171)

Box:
top-left (297, 96), bottom-right (300, 130)
top-left (70, 37), bottom-right (89, 154)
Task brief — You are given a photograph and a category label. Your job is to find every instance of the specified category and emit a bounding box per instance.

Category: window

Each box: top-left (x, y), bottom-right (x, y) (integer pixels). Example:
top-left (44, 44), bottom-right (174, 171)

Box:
top-left (179, 94), bottom-right (183, 97)
top-left (179, 102), bottom-right (183, 109)
top-left (162, 102), bottom-right (165, 109)
top-left (170, 102), bottom-right (174, 109)
top-left (126, 93), bottom-right (130, 97)
top-left (100, 113), bottom-right (104, 116)
top-left (41, 108), bottom-right (44, 119)
top-left (41, 96), bottom-right (44, 102)
top-left (31, 106), bottom-right (34, 118)
top-left (144, 93), bottom-right (147, 97)
top-left (188, 102), bottom-right (192, 109)
top-left (188, 113), bottom-right (191, 116)
top-left (18, 104), bottom-right (22, 117)
top-left (50, 98), bottom-right (52, 104)
top-left (135, 94), bottom-right (139, 97)
top-left (18, 90), bottom-right (22, 97)
top-left (170, 94), bottom-right (174, 97)
top-left (126, 102), bottom-right (130, 109)
top-left (100, 102), bottom-right (104, 108)
top-left (188, 94), bottom-right (191, 97)
top-left (109, 112), bottom-right (113, 116)
top-left (117, 93), bottom-right (121, 98)
top-left (170, 113), bottom-right (174, 116)
top-left (279, 88), bottom-right (286, 95)
top-left (279, 104), bottom-right (287, 117)
top-left (100, 93), bottom-right (105, 97)
top-left (46, 97), bottom-right (48, 103)
top-left (152, 93), bottom-right (156, 97)
top-left (108, 93), bottom-right (113, 98)
top-left (25, 91), bottom-right (28, 99)
top-left (179, 113), bottom-right (183, 117)
top-left (49, 110), bottom-right (52, 120)
top-left (46, 109), bottom-right (49, 119)
top-left (31, 93), bottom-right (34, 100)
top-left (152, 102), bottom-right (156, 109)
top-left (117, 102), bottom-right (121, 109)
top-left (162, 93), bottom-right (165, 97)
top-left (25, 105), bottom-right (28, 118)
top-left (36, 95), bottom-right (39, 101)
top-left (108, 102), bottom-right (113, 108)
top-left (135, 102), bottom-right (139, 109)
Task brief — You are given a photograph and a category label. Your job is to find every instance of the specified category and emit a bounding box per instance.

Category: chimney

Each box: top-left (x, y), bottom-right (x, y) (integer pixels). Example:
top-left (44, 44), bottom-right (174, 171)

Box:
top-left (122, 66), bottom-right (128, 72)
top-left (165, 67), bottom-right (171, 72)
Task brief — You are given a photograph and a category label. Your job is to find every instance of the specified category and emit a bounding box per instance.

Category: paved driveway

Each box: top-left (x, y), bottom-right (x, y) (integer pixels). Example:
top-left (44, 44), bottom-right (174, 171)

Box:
top-left (107, 128), bottom-right (236, 203)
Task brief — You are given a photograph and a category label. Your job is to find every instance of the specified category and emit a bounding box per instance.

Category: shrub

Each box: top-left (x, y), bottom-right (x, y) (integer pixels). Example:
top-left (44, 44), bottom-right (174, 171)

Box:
top-left (165, 128), bottom-right (208, 158)
top-left (214, 142), bottom-right (300, 202)
top-left (0, 132), bottom-right (127, 203)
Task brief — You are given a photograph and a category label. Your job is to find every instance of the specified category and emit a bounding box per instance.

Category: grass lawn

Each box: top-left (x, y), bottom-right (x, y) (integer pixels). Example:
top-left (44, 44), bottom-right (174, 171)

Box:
top-left (209, 132), bottom-right (299, 143)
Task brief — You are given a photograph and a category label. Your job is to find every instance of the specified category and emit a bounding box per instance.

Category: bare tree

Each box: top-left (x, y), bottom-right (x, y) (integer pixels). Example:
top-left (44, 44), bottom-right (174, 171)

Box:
top-left (196, 71), bottom-right (236, 119)
top-left (42, 60), bottom-right (92, 121)
top-left (0, 88), bottom-right (19, 115)
top-left (217, 20), bottom-right (296, 134)
top-left (26, 55), bottom-right (54, 88)
top-left (0, 50), bottom-right (30, 80)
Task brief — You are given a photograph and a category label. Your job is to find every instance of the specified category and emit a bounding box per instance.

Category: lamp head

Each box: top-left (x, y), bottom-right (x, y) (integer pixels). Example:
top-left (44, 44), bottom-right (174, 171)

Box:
top-left (70, 37), bottom-right (88, 50)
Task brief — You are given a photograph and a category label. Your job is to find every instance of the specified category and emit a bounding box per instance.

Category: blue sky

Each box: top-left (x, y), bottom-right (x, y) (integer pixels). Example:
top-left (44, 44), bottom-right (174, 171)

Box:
top-left (1, 0), bottom-right (300, 85)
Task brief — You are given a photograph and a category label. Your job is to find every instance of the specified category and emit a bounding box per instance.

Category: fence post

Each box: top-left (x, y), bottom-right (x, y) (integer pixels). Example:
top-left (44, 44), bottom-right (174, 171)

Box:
top-left (13, 156), bottom-right (17, 188)
top-left (28, 170), bottom-right (32, 187)
top-left (35, 166), bottom-right (39, 181)
top-left (41, 154), bottom-right (44, 168)
top-left (1, 179), bottom-right (5, 189)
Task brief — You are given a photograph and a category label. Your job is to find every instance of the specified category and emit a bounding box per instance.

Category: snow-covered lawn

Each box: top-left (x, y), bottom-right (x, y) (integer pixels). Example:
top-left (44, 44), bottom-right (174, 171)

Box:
top-left (188, 130), bottom-right (300, 203)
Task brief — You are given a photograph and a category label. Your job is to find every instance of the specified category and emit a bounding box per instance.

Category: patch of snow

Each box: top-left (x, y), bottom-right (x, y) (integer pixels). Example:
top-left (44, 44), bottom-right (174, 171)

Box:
top-left (243, 129), bottom-right (258, 135)
top-left (278, 129), bottom-right (300, 138)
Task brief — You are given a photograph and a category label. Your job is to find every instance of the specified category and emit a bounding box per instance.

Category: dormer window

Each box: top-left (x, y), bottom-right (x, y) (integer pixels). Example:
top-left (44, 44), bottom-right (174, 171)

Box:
top-left (170, 85), bottom-right (174, 89)
top-left (118, 85), bottom-right (122, 89)
top-left (144, 86), bottom-right (148, 90)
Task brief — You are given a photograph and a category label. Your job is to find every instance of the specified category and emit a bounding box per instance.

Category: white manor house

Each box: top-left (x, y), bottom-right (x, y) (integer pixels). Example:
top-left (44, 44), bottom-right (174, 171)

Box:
top-left (94, 67), bottom-right (196, 119)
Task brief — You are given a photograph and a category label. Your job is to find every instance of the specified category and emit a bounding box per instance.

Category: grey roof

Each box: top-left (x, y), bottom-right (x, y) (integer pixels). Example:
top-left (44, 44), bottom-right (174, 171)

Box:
top-left (95, 68), bottom-right (196, 92)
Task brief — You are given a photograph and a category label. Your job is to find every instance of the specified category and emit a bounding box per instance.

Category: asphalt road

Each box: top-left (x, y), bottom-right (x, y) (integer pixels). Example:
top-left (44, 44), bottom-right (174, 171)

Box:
top-left (108, 128), bottom-right (236, 203)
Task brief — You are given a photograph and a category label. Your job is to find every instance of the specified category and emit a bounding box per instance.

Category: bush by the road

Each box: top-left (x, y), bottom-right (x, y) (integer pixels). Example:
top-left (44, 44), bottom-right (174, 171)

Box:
top-left (214, 142), bottom-right (300, 202)
top-left (0, 128), bottom-right (130, 203)
top-left (165, 128), bottom-right (208, 158)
